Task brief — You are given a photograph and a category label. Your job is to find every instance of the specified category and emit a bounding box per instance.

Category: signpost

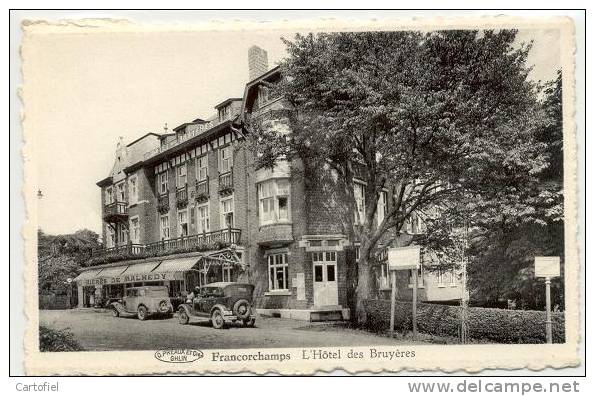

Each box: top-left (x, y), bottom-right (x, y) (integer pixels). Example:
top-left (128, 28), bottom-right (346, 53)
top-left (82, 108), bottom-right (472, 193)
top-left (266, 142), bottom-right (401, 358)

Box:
top-left (388, 246), bottom-right (421, 338)
top-left (534, 256), bottom-right (561, 344)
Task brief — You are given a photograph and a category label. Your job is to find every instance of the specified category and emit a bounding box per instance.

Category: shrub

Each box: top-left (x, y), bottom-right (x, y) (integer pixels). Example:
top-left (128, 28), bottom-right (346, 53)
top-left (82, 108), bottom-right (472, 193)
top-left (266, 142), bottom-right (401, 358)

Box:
top-left (39, 326), bottom-right (84, 352)
top-left (363, 299), bottom-right (565, 344)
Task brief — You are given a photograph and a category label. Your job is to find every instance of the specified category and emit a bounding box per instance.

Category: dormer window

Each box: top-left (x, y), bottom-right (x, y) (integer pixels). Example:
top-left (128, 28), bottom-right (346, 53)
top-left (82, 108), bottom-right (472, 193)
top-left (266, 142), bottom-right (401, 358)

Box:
top-left (258, 86), bottom-right (270, 107)
top-left (218, 106), bottom-right (230, 122)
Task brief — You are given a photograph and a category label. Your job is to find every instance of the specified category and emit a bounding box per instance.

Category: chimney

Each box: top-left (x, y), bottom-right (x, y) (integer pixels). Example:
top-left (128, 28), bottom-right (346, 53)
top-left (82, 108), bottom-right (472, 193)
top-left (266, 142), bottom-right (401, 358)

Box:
top-left (248, 45), bottom-right (268, 81)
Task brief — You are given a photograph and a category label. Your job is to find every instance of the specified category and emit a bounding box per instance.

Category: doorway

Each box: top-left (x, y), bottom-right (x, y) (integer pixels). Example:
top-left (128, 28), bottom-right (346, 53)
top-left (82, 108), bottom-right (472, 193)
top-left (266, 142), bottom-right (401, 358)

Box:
top-left (312, 251), bottom-right (338, 307)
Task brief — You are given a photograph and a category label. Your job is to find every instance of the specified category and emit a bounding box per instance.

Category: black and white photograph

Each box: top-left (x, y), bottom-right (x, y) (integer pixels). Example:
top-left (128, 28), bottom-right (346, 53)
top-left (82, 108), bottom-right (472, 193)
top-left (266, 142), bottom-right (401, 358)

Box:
top-left (11, 11), bottom-right (582, 376)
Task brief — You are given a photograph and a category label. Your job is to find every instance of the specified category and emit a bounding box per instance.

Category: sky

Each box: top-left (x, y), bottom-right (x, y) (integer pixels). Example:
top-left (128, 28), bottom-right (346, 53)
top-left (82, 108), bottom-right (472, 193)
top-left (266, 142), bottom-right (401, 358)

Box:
top-left (22, 25), bottom-right (561, 235)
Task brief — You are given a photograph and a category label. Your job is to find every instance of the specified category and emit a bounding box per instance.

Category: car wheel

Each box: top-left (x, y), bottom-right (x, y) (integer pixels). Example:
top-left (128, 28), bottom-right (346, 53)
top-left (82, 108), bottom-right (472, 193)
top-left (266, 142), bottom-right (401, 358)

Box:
top-left (112, 307), bottom-right (120, 317)
top-left (243, 318), bottom-right (256, 328)
top-left (211, 309), bottom-right (225, 329)
top-left (137, 305), bottom-right (148, 321)
top-left (233, 299), bottom-right (251, 320)
top-left (178, 309), bottom-right (189, 325)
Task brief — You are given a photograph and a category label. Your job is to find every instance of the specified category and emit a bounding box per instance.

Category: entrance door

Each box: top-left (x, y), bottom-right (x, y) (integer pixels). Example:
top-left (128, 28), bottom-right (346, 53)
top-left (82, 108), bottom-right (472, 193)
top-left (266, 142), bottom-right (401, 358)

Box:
top-left (312, 251), bottom-right (338, 307)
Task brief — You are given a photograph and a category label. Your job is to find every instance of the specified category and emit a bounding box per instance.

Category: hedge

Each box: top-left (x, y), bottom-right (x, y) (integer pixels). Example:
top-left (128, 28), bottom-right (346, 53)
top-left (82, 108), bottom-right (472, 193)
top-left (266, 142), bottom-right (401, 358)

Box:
top-left (39, 326), bottom-right (84, 352)
top-left (363, 299), bottom-right (565, 344)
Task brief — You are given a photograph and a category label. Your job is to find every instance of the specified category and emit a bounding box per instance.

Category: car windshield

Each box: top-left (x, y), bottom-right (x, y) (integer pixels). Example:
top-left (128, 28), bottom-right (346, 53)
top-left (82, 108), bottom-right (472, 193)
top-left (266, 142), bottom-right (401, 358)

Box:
top-left (201, 287), bottom-right (223, 297)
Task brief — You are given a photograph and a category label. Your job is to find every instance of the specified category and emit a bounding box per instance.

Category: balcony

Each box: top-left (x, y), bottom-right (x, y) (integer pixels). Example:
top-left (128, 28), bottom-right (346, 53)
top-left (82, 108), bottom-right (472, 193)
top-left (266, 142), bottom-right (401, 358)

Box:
top-left (157, 193), bottom-right (169, 214)
top-left (176, 184), bottom-right (188, 208)
top-left (145, 228), bottom-right (242, 255)
top-left (218, 169), bottom-right (233, 195)
top-left (195, 177), bottom-right (209, 202)
top-left (102, 243), bottom-right (145, 256)
top-left (103, 201), bottom-right (128, 223)
top-left (92, 228), bottom-right (242, 262)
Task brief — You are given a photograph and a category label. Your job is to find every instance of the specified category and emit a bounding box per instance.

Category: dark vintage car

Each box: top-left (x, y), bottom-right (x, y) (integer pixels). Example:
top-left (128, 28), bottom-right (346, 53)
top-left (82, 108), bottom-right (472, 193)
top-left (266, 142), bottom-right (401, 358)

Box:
top-left (178, 282), bottom-right (256, 329)
top-left (111, 286), bottom-right (173, 320)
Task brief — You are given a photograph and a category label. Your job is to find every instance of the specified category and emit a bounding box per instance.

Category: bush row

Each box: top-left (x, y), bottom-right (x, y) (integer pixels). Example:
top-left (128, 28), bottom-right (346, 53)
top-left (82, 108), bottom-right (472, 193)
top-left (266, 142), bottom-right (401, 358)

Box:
top-left (39, 326), bottom-right (84, 352)
top-left (363, 299), bottom-right (565, 344)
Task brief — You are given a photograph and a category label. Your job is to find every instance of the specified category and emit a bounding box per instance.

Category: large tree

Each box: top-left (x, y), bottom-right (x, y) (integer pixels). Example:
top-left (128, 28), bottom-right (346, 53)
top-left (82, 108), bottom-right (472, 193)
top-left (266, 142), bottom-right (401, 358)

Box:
top-left (248, 30), bottom-right (549, 322)
top-left (38, 229), bottom-right (101, 294)
top-left (424, 71), bottom-right (564, 309)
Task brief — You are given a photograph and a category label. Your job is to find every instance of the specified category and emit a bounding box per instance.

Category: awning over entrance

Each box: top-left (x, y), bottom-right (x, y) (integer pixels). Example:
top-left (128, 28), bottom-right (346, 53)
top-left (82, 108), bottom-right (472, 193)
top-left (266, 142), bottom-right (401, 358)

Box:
top-left (119, 261), bottom-right (162, 277)
top-left (96, 265), bottom-right (129, 278)
top-left (154, 257), bottom-right (201, 273)
top-left (74, 257), bottom-right (202, 287)
top-left (73, 268), bottom-right (103, 283)
top-left (75, 248), bottom-right (245, 287)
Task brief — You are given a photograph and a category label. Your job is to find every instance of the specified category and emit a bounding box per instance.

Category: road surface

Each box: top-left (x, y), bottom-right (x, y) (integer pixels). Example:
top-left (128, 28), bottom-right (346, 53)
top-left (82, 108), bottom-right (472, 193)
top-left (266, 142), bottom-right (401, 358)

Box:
top-left (40, 309), bottom-right (422, 351)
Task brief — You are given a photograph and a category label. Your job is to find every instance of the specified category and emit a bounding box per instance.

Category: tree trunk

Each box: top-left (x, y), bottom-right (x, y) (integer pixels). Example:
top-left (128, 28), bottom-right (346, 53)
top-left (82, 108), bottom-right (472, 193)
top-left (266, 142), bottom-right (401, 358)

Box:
top-left (355, 253), bottom-right (373, 325)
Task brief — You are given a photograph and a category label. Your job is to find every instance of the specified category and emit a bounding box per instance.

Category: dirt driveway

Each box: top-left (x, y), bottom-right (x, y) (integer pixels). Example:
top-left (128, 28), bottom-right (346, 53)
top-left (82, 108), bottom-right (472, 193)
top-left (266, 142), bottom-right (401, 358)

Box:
top-left (40, 309), bottom-right (422, 351)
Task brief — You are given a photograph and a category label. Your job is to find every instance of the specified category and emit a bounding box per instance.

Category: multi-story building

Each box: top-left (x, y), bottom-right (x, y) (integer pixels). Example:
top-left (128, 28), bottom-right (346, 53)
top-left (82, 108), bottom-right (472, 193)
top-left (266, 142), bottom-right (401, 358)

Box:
top-left (74, 46), bottom-right (461, 318)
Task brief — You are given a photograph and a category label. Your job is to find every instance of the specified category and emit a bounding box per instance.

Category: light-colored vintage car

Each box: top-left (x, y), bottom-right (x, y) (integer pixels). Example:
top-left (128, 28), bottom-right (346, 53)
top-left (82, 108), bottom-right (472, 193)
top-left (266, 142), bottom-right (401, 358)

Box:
top-left (111, 286), bottom-right (173, 320)
top-left (178, 282), bottom-right (256, 329)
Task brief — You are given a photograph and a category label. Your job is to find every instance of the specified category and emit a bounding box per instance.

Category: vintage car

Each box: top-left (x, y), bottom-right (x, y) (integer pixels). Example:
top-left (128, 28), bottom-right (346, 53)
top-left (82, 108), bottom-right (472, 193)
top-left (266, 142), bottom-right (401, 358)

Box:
top-left (111, 286), bottom-right (173, 320)
top-left (178, 282), bottom-right (256, 329)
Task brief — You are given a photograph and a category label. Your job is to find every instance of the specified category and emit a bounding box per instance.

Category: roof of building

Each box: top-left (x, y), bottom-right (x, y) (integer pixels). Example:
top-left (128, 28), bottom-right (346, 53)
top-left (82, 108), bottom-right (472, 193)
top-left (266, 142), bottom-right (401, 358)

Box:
top-left (241, 65), bottom-right (282, 118)
top-left (214, 97), bottom-right (243, 109)
top-left (96, 176), bottom-right (113, 188)
top-left (126, 132), bottom-right (161, 148)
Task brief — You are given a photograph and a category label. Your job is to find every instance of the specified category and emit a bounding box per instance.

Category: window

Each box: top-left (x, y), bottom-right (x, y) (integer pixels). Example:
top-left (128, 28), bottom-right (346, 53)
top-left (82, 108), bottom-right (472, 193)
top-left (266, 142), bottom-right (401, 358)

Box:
top-left (408, 265), bottom-right (424, 287)
top-left (267, 252), bottom-right (289, 291)
top-left (218, 145), bottom-right (233, 173)
top-left (176, 164), bottom-right (187, 187)
top-left (259, 86), bottom-right (270, 106)
top-left (107, 227), bottom-right (116, 248)
top-left (160, 214), bottom-right (170, 240)
top-left (128, 176), bottom-right (138, 205)
top-left (158, 172), bottom-right (168, 195)
top-left (218, 106), bottom-right (230, 122)
top-left (437, 268), bottom-right (445, 286)
top-left (196, 203), bottom-right (210, 233)
top-left (117, 224), bottom-right (128, 245)
top-left (377, 190), bottom-right (387, 225)
top-left (449, 270), bottom-right (458, 286)
top-left (379, 263), bottom-right (389, 289)
top-left (354, 182), bottom-right (366, 224)
top-left (220, 197), bottom-right (234, 228)
top-left (258, 179), bottom-right (291, 225)
top-left (105, 187), bottom-right (113, 205)
top-left (178, 209), bottom-right (188, 237)
top-left (116, 182), bottom-right (125, 202)
top-left (196, 155), bottom-right (208, 182)
top-left (404, 212), bottom-right (426, 234)
top-left (130, 217), bottom-right (139, 244)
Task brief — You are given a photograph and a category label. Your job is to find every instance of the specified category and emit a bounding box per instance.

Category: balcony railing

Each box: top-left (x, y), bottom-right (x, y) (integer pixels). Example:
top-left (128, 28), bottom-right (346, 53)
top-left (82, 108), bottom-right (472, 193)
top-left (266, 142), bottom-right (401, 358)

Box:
top-left (93, 228), bottom-right (242, 260)
top-left (102, 243), bottom-right (145, 256)
top-left (195, 177), bottom-right (209, 202)
top-left (157, 193), bottom-right (169, 214)
top-left (176, 184), bottom-right (188, 208)
top-left (218, 169), bottom-right (233, 195)
top-left (103, 201), bottom-right (129, 222)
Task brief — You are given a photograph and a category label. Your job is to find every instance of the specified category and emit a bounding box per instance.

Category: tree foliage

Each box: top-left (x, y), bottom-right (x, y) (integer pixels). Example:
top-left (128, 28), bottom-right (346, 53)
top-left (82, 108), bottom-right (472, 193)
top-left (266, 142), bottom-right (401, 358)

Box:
top-left (38, 229), bottom-right (101, 294)
top-left (248, 30), bottom-right (554, 320)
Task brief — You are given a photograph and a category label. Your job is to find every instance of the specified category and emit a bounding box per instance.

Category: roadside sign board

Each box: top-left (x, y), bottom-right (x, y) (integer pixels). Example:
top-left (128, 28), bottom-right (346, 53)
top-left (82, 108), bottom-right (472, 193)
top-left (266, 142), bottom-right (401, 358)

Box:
top-left (388, 246), bottom-right (421, 271)
top-left (534, 256), bottom-right (560, 278)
